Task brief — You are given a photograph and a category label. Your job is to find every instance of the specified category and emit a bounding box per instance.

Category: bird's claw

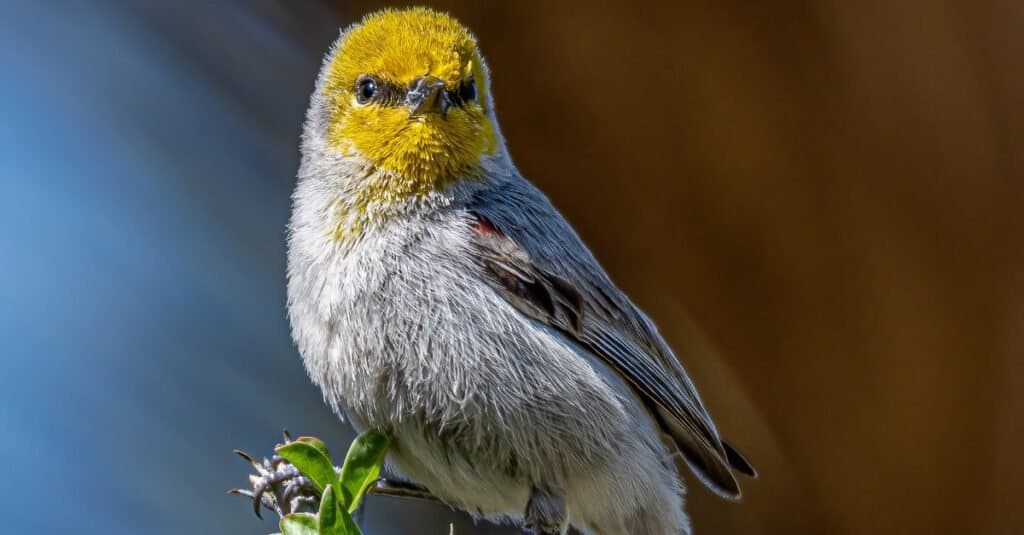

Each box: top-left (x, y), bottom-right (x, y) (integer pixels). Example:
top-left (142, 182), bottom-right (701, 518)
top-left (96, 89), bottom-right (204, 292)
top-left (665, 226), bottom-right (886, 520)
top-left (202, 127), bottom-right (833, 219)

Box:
top-left (229, 430), bottom-right (320, 519)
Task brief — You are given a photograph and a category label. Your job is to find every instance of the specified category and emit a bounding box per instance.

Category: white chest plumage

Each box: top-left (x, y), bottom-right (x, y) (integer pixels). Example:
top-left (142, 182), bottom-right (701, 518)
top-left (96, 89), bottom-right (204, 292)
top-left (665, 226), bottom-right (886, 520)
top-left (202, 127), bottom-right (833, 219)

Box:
top-left (286, 188), bottom-right (681, 531)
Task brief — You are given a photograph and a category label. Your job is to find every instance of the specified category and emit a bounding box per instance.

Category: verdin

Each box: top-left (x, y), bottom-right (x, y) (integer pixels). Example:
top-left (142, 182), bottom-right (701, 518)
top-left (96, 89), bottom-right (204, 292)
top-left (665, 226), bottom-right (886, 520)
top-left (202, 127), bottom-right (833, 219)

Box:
top-left (285, 7), bottom-right (754, 534)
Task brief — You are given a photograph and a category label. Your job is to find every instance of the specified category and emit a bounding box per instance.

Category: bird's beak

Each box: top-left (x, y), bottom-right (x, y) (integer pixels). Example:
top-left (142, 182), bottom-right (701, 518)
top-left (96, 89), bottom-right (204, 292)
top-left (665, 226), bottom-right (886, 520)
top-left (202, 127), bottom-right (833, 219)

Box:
top-left (406, 76), bottom-right (450, 118)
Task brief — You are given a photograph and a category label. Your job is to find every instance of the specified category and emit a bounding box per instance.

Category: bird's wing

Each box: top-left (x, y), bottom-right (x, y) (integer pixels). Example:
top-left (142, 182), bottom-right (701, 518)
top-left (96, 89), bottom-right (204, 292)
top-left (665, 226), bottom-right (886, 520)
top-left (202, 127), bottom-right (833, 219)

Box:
top-left (467, 183), bottom-right (753, 499)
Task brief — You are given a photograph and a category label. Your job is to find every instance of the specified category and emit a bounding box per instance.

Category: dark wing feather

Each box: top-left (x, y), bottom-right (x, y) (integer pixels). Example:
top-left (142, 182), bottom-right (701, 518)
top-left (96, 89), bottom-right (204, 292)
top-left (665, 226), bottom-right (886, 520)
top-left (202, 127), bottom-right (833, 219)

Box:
top-left (467, 207), bottom-right (752, 499)
top-left (723, 439), bottom-right (758, 478)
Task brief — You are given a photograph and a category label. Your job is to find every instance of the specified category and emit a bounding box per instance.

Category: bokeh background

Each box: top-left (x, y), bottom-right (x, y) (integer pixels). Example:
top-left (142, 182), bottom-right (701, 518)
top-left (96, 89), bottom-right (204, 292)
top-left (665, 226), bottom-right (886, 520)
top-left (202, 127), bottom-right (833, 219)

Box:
top-left (1, 1), bottom-right (1020, 534)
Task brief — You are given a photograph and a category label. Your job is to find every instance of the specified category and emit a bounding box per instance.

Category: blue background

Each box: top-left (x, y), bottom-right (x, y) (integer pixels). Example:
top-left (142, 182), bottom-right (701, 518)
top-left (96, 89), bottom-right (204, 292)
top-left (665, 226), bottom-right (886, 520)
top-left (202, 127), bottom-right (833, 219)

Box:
top-left (0, 2), bottom-right (510, 533)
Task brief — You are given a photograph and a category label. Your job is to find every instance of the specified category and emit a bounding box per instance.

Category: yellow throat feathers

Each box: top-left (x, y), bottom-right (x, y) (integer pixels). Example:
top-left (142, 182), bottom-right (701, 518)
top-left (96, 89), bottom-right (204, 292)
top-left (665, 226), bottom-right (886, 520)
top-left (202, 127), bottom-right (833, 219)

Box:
top-left (323, 8), bottom-right (498, 200)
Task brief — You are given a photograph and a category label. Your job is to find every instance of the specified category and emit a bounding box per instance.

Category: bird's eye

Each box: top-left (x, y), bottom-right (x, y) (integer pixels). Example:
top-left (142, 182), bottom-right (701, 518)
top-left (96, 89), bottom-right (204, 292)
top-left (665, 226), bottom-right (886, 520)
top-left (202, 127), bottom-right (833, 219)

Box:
top-left (356, 77), bottom-right (378, 104)
top-left (459, 77), bottom-right (477, 103)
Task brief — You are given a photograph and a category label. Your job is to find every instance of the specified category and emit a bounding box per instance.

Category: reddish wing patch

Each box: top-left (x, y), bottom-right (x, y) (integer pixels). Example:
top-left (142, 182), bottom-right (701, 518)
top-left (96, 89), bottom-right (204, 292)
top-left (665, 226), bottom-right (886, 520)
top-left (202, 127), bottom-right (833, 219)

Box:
top-left (471, 214), bottom-right (504, 237)
top-left (468, 211), bottom-right (585, 336)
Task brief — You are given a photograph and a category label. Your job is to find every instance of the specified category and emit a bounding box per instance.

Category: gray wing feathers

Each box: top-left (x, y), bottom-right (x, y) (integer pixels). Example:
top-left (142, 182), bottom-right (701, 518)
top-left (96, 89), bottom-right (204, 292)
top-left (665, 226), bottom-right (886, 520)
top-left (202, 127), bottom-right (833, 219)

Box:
top-left (467, 179), bottom-right (747, 499)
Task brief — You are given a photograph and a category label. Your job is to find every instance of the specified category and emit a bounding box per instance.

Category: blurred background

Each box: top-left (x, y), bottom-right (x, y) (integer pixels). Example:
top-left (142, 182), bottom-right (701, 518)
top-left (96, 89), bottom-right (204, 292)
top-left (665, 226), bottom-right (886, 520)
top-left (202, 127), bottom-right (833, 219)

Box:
top-left (0, 1), bottom-right (1020, 533)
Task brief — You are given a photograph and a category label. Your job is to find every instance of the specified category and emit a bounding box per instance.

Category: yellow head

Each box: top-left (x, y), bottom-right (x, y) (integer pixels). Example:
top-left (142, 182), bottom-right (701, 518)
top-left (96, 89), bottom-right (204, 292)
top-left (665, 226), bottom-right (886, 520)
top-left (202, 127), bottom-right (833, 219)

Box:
top-left (322, 8), bottom-right (498, 197)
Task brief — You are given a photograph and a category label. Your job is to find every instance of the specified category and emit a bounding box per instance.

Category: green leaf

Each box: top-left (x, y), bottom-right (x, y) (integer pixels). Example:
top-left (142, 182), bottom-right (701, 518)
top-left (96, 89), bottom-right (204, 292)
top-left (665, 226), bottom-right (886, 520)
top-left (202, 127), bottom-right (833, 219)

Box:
top-left (276, 436), bottom-right (338, 494)
top-left (318, 485), bottom-right (339, 533)
top-left (279, 513), bottom-right (318, 535)
top-left (317, 484), bottom-right (362, 535)
top-left (338, 430), bottom-right (392, 513)
top-left (340, 510), bottom-right (361, 535)
top-left (338, 505), bottom-right (361, 535)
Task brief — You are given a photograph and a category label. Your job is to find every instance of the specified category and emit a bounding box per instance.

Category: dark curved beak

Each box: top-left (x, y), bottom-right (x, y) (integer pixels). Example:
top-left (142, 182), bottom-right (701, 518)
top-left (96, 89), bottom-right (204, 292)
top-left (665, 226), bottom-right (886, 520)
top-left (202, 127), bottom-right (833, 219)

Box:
top-left (406, 76), bottom-right (450, 118)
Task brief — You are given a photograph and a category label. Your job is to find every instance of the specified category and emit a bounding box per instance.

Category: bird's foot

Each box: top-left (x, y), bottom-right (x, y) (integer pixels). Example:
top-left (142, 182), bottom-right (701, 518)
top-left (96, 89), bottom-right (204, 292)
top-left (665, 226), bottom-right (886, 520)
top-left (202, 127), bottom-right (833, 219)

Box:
top-left (368, 478), bottom-right (439, 502)
top-left (523, 486), bottom-right (567, 535)
top-left (229, 430), bottom-right (320, 519)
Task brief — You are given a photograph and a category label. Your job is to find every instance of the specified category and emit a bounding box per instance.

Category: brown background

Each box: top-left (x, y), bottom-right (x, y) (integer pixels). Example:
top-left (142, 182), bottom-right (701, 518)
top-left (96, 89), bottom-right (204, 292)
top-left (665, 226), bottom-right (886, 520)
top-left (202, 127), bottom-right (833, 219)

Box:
top-left (326, 2), bottom-right (1023, 533)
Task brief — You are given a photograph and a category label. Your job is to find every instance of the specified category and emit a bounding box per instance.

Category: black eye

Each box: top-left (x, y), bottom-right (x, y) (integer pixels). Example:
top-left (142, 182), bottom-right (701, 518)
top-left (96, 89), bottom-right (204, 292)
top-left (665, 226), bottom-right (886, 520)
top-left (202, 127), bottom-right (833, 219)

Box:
top-left (459, 77), bottom-right (477, 103)
top-left (356, 77), bottom-right (377, 104)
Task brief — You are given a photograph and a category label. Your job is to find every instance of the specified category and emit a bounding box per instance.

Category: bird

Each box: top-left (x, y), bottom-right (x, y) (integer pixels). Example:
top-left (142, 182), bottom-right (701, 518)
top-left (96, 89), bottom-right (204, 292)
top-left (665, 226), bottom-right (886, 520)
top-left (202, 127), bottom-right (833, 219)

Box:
top-left (285, 7), bottom-right (755, 534)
